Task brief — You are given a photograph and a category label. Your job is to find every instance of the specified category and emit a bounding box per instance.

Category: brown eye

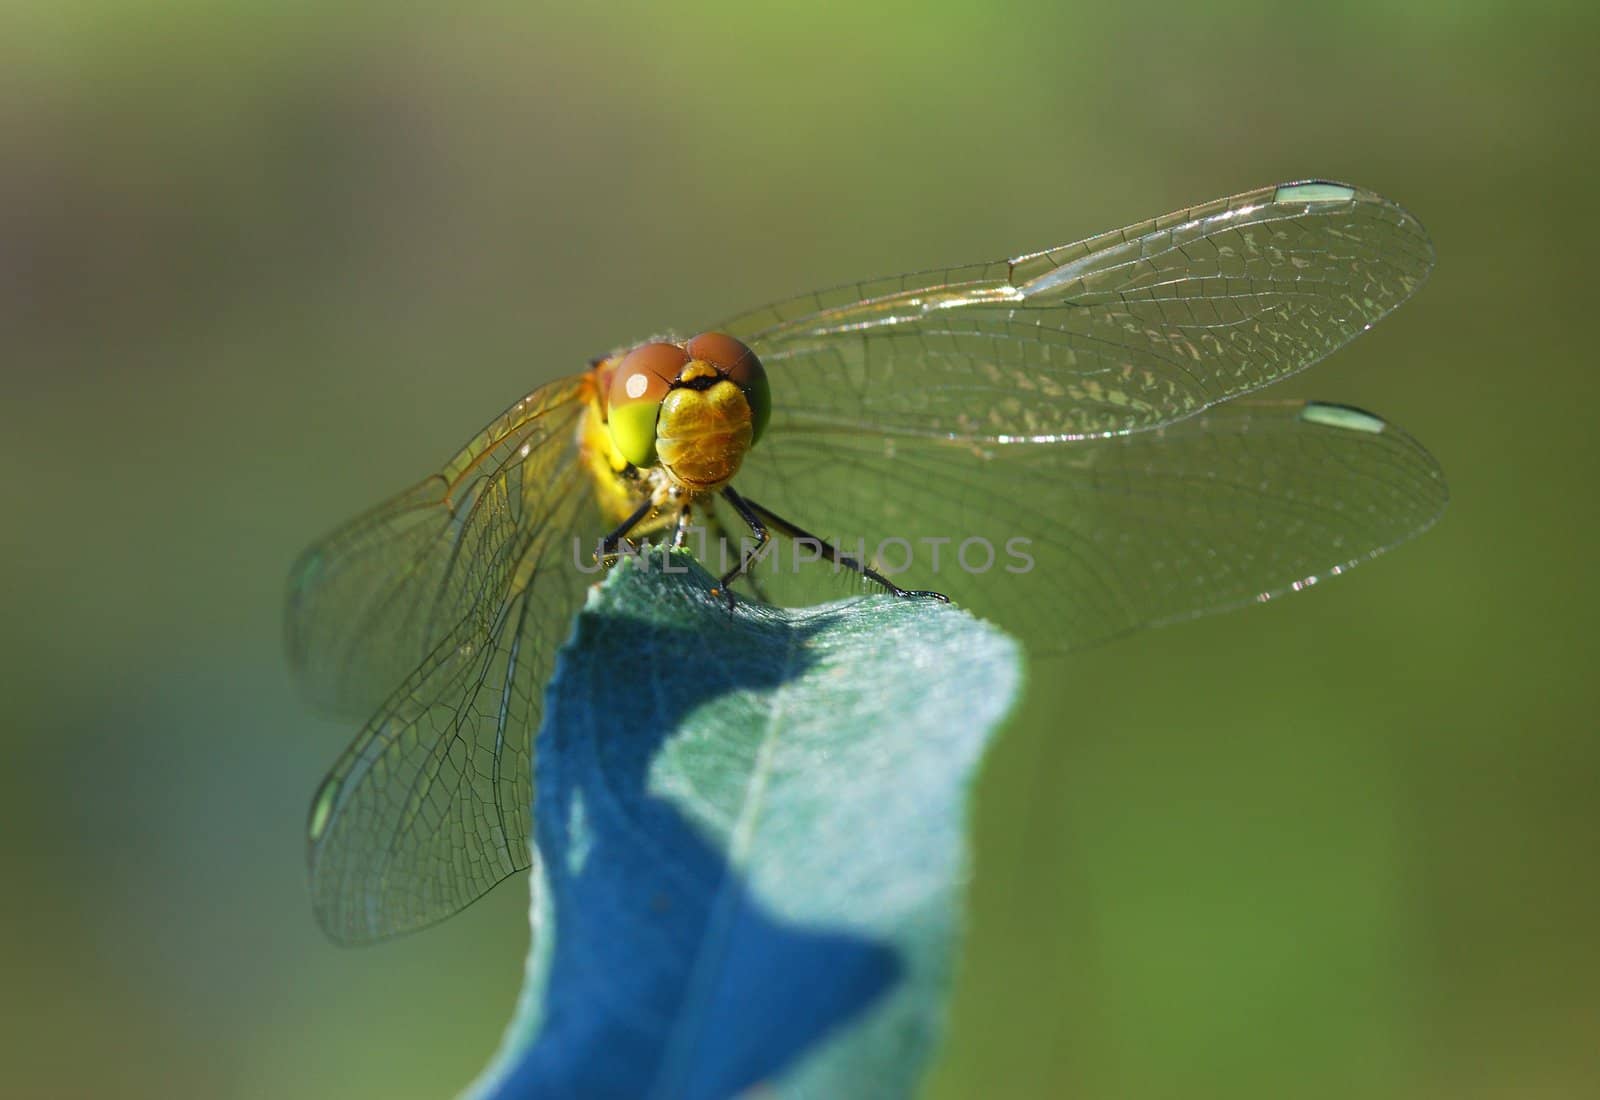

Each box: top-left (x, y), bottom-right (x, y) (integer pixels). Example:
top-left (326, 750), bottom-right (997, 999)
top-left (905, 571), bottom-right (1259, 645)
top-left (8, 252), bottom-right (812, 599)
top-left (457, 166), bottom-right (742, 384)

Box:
top-left (606, 342), bottom-right (687, 467)
top-left (686, 331), bottom-right (770, 444)
top-left (685, 332), bottom-right (759, 384)
top-left (608, 342), bottom-right (687, 412)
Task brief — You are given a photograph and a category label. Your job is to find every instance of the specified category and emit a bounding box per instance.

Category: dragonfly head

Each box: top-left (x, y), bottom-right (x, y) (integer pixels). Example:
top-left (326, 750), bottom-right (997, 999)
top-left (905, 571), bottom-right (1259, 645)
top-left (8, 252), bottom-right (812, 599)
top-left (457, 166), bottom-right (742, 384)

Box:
top-left (605, 332), bottom-right (771, 491)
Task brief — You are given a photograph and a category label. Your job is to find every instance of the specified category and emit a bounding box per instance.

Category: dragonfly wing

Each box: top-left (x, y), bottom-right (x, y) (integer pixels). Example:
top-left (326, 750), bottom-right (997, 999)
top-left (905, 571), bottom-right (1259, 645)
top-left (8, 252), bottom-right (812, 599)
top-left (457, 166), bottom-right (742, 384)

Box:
top-left (287, 376), bottom-right (588, 718)
top-left (727, 400), bottom-right (1447, 654)
top-left (306, 446), bottom-right (598, 944)
top-left (723, 182), bottom-right (1433, 441)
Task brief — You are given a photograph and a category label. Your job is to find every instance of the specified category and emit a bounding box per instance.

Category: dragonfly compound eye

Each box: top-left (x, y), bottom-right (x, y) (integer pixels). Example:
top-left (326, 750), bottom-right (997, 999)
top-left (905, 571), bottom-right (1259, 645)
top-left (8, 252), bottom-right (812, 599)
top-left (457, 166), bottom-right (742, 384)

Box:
top-left (686, 332), bottom-right (770, 444)
top-left (607, 342), bottom-right (688, 466)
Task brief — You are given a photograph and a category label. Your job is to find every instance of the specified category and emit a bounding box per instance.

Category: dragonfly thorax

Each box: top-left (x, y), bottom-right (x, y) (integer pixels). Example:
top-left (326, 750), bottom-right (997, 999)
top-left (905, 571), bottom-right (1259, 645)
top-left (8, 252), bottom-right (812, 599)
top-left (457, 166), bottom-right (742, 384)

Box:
top-left (654, 365), bottom-right (755, 491)
top-left (597, 331), bottom-right (771, 495)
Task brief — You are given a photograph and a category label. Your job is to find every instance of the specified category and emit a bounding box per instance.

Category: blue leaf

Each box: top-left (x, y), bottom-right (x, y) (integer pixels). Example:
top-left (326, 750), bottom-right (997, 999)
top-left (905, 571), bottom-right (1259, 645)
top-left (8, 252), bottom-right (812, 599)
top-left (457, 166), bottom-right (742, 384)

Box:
top-left (468, 550), bottom-right (1022, 1099)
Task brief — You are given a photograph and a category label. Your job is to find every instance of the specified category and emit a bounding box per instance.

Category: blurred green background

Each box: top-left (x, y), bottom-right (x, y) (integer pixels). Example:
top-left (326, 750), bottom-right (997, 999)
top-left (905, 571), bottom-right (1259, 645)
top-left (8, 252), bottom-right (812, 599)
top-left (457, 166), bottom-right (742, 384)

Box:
top-left (3, 2), bottom-right (1595, 1097)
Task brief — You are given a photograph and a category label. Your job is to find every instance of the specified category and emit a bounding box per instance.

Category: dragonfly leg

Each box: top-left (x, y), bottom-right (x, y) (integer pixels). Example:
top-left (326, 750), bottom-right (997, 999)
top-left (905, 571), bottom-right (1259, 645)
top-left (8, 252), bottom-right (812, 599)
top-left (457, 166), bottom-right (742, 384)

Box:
top-left (670, 504), bottom-right (694, 550)
top-left (740, 495), bottom-right (950, 602)
top-left (595, 496), bottom-right (655, 562)
top-left (712, 486), bottom-right (774, 609)
top-left (703, 507), bottom-right (771, 603)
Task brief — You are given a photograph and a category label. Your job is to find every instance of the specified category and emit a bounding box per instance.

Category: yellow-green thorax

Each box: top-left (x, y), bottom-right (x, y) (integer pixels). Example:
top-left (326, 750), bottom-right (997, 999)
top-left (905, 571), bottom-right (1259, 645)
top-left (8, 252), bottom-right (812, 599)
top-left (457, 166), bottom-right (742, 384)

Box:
top-left (654, 361), bottom-right (754, 492)
top-left (577, 382), bottom-right (652, 529)
top-left (577, 338), bottom-right (767, 529)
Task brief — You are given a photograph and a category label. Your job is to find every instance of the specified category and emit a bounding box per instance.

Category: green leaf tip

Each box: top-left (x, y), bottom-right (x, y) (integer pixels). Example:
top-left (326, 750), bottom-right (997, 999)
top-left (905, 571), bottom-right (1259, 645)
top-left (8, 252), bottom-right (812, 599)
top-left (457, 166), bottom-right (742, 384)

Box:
top-left (468, 547), bottom-right (1023, 1099)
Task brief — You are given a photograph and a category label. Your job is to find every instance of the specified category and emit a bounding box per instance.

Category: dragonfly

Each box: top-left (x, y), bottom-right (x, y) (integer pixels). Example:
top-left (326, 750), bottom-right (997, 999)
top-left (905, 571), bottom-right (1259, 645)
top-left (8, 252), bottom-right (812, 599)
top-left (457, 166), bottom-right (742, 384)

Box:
top-left (288, 180), bottom-right (1446, 945)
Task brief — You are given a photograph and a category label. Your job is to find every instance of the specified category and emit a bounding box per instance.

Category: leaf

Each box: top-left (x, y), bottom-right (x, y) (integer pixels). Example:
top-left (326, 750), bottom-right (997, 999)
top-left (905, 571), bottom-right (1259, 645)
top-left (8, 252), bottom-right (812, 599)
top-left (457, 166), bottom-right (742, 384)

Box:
top-left (465, 548), bottom-right (1023, 1100)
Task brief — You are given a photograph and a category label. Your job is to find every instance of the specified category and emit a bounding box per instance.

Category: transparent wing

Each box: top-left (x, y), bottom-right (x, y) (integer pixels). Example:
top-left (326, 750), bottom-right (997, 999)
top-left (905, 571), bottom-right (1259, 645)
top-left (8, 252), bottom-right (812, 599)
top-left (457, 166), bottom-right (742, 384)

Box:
top-left (720, 182), bottom-right (1434, 442)
top-left (305, 433), bottom-right (600, 944)
top-left (726, 400), bottom-right (1447, 654)
top-left (287, 375), bottom-right (589, 718)
top-left (289, 375), bottom-right (606, 943)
